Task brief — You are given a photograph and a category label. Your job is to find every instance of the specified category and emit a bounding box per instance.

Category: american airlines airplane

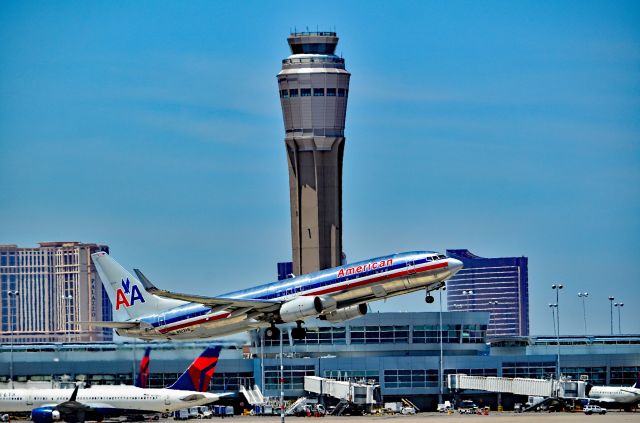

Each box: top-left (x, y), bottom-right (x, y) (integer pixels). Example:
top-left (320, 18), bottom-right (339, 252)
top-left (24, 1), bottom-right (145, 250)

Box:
top-left (587, 373), bottom-right (640, 411)
top-left (89, 250), bottom-right (463, 340)
top-left (0, 346), bottom-right (226, 422)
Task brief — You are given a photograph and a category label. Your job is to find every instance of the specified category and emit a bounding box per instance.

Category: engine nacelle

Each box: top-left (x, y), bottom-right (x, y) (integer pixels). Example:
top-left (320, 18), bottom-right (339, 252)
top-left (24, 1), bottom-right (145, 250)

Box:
top-left (279, 296), bottom-right (337, 323)
top-left (31, 408), bottom-right (61, 423)
top-left (321, 304), bottom-right (368, 323)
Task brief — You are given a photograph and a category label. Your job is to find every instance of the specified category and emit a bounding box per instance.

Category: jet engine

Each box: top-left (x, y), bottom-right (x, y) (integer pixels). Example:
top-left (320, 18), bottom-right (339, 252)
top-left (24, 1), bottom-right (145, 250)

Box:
top-left (31, 408), bottom-right (61, 423)
top-left (321, 304), bottom-right (368, 323)
top-left (279, 296), bottom-right (337, 322)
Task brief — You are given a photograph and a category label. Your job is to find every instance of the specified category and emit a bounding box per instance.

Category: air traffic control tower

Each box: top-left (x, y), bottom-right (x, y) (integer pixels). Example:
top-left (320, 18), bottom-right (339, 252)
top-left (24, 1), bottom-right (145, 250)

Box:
top-left (277, 32), bottom-right (350, 275)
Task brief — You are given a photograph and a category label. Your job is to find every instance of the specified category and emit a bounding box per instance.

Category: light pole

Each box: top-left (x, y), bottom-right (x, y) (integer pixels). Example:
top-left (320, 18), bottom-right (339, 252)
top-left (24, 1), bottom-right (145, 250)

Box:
top-left (439, 286), bottom-right (445, 403)
top-left (548, 304), bottom-right (557, 338)
top-left (8, 290), bottom-right (19, 389)
top-left (608, 296), bottom-right (615, 335)
top-left (551, 284), bottom-right (563, 380)
top-left (614, 303), bottom-right (624, 334)
top-left (61, 295), bottom-right (73, 343)
top-left (280, 325), bottom-right (285, 423)
top-left (578, 292), bottom-right (589, 335)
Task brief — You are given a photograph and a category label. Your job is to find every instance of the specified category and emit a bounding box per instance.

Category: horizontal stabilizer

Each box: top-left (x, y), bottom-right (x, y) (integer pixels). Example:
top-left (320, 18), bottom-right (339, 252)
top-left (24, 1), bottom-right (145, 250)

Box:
top-left (133, 269), bottom-right (281, 311)
top-left (76, 321), bottom-right (140, 329)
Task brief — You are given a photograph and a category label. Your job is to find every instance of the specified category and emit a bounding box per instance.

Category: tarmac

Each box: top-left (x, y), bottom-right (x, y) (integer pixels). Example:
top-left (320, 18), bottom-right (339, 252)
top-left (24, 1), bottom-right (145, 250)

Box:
top-left (151, 412), bottom-right (637, 423)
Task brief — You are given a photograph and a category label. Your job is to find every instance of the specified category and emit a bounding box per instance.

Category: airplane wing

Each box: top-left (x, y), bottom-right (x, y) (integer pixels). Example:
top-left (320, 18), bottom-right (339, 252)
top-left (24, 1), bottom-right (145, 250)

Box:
top-left (133, 269), bottom-right (282, 313)
top-left (76, 321), bottom-right (141, 329)
top-left (179, 393), bottom-right (207, 401)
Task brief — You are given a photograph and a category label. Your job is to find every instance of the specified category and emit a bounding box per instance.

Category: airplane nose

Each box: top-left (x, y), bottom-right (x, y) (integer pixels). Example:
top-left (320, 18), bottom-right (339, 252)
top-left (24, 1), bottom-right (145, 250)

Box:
top-left (448, 258), bottom-right (463, 273)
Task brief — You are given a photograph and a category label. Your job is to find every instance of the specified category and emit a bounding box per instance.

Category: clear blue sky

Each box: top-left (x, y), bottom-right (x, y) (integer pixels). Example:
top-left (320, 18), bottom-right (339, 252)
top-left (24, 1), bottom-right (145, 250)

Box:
top-left (1, 1), bottom-right (638, 336)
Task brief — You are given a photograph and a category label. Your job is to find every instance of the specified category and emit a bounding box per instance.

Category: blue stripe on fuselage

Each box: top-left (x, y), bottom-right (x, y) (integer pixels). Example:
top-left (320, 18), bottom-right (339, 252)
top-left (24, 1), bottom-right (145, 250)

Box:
top-left (146, 251), bottom-right (440, 329)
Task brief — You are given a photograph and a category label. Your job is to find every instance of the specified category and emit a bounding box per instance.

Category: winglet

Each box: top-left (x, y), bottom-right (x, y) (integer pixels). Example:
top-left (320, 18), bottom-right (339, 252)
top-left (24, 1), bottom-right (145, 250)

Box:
top-left (168, 346), bottom-right (222, 392)
top-left (69, 384), bottom-right (80, 402)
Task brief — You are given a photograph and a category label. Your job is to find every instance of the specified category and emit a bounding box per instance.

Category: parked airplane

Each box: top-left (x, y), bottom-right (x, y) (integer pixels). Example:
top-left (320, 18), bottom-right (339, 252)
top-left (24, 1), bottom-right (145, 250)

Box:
top-left (0, 346), bottom-right (226, 422)
top-left (587, 372), bottom-right (640, 410)
top-left (89, 250), bottom-right (463, 340)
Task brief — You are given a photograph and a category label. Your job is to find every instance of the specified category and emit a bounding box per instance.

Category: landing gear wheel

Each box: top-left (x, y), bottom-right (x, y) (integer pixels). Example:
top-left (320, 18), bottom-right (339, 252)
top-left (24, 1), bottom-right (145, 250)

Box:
top-left (265, 326), bottom-right (280, 340)
top-left (425, 294), bottom-right (435, 304)
top-left (291, 326), bottom-right (306, 340)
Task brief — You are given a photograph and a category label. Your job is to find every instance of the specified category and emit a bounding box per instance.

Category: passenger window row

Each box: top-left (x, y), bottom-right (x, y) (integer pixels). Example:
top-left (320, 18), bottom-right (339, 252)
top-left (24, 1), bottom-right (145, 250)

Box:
top-left (280, 88), bottom-right (347, 98)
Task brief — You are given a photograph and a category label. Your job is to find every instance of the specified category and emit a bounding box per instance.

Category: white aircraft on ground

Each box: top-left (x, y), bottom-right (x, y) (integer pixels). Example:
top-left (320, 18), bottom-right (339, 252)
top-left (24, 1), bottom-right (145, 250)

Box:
top-left (88, 250), bottom-right (463, 340)
top-left (0, 346), bottom-right (226, 422)
top-left (587, 373), bottom-right (640, 411)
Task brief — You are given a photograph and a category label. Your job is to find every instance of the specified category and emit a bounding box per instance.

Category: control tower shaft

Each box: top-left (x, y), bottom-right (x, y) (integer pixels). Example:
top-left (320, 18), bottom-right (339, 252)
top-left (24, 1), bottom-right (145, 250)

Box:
top-left (277, 32), bottom-right (350, 275)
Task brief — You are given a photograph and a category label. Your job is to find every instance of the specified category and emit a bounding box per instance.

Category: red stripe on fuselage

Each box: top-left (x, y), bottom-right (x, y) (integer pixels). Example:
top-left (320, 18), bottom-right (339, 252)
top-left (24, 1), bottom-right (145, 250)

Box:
top-left (304, 261), bottom-right (448, 296)
top-left (158, 312), bottom-right (231, 334)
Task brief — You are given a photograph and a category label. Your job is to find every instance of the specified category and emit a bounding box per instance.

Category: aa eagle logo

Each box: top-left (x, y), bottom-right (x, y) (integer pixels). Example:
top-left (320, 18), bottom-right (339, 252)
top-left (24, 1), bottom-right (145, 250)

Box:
top-left (115, 278), bottom-right (146, 310)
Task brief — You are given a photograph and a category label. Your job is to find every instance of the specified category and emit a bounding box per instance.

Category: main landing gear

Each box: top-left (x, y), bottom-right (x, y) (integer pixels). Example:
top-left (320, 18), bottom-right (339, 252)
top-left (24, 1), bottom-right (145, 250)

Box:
top-left (264, 325), bottom-right (280, 340)
top-left (264, 321), bottom-right (307, 341)
top-left (291, 321), bottom-right (307, 340)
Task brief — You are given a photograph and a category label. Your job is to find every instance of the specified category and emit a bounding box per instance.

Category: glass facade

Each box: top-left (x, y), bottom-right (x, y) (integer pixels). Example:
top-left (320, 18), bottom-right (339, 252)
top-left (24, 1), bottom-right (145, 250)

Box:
top-left (264, 365), bottom-right (315, 390)
top-left (446, 249), bottom-right (529, 338)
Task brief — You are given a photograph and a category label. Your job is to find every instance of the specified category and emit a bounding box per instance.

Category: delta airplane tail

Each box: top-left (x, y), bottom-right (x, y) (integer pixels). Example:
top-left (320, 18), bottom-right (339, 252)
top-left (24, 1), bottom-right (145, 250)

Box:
top-left (92, 251), bottom-right (186, 320)
top-left (633, 372), bottom-right (640, 389)
top-left (168, 346), bottom-right (222, 392)
top-left (135, 347), bottom-right (151, 388)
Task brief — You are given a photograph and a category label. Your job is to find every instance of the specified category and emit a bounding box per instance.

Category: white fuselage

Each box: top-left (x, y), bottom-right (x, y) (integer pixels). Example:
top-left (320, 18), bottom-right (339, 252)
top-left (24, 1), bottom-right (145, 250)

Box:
top-left (0, 386), bottom-right (220, 414)
top-left (589, 386), bottom-right (640, 404)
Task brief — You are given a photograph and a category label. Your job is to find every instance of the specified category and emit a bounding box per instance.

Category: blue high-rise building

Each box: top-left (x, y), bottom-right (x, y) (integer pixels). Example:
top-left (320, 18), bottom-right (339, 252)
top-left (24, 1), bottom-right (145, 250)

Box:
top-left (446, 249), bottom-right (529, 338)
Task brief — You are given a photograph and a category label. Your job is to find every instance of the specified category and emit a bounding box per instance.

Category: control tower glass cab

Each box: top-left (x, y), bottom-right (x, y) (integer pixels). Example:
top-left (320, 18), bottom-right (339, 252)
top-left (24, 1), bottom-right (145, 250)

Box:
top-left (277, 32), bottom-right (350, 275)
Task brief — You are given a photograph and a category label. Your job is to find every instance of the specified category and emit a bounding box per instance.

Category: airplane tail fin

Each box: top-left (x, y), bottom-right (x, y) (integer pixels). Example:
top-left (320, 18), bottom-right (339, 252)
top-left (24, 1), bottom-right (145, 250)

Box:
top-left (91, 252), bottom-right (186, 320)
top-left (633, 371), bottom-right (640, 389)
top-left (136, 347), bottom-right (151, 388)
top-left (168, 346), bottom-right (222, 392)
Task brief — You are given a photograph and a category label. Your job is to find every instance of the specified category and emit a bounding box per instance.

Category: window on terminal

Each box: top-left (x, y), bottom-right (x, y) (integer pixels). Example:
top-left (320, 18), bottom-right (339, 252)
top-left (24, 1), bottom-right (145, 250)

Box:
top-left (313, 88), bottom-right (324, 96)
top-left (289, 89), bottom-right (299, 97)
top-left (301, 88), bottom-right (311, 97)
top-left (326, 88), bottom-right (336, 96)
top-left (338, 88), bottom-right (345, 97)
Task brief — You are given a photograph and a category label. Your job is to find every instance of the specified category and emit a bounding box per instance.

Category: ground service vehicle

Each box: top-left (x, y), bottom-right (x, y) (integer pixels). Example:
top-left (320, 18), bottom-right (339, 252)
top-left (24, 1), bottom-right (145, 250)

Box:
top-left (584, 405), bottom-right (607, 415)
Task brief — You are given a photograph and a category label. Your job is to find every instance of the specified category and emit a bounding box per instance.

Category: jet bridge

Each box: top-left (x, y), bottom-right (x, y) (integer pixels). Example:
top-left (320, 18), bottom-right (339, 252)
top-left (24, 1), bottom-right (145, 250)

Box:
top-left (304, 376), bottom-right (379, 410)
top-left (447, 374), bottom-right (588, 404)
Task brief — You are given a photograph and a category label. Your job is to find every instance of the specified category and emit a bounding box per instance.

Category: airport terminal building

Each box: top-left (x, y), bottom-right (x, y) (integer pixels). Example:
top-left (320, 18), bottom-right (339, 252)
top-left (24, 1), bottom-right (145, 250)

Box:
top-left (1, 312), bottom-right (638, 411)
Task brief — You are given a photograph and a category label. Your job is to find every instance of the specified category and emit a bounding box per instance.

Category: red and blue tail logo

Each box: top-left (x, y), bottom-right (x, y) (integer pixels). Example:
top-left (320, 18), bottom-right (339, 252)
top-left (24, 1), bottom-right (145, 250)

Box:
top-left (115, 278), bottom-right (146, 310)
top-left (168, 346), bottom-right (222, 392)
top-left (136, 347), bottom-right (151, 388)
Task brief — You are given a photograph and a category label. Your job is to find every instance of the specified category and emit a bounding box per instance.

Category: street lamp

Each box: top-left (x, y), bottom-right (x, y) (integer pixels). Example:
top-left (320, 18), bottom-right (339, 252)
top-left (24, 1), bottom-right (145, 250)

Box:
top-left (577, 292), bottom-right (589, 335)
top-left (551, 284), bottom-right (563, 380)
top-left (548, 304), bottom-right (558, 338)
top-left (614, 303), bottom-right (624, 334)
top-left (608, 296), bottom-right (615, 335)
top-left (8, 290), bottom-right (19, 389)
top-left (438, 286), bottom-right (446, 403)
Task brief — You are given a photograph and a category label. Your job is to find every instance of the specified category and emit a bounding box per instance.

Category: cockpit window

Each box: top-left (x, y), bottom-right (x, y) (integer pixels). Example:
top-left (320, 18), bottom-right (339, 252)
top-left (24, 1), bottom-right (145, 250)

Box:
top-left (438, 255), bottom-right (446, 259)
